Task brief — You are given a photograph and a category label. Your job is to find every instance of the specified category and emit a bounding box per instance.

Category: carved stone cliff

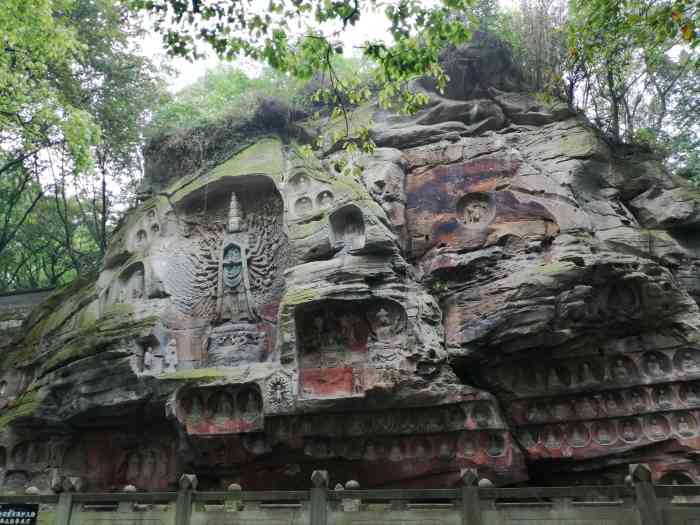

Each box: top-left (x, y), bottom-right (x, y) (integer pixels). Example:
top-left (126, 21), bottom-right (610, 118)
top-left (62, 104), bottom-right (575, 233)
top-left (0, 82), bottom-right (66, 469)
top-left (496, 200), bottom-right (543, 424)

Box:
top-left (2, 41), bottom-right (700, 491)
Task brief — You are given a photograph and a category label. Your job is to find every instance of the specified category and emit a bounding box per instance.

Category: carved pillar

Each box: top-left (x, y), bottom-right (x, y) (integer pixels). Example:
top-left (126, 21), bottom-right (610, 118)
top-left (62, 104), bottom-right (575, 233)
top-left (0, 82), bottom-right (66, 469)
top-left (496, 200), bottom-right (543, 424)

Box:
top-left (310, 470), bottom-right (328, 525)
top-left (342, 480), bottom-right (361, 512)
top-left (54, 476), bottom-right (81, 525)
top-left (225, 483), bottom-right (243, 512)
top-left (176, 474), bottom-right (197, 525)
top-left (461, 469), bottom-right (482, 525)
top-left (629, 464), bottom-right (660, 525)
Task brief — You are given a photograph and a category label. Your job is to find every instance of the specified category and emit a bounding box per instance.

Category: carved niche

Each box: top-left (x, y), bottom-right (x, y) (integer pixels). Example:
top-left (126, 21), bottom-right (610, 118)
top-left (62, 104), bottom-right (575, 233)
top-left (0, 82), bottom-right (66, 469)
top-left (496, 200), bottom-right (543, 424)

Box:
top-left (122, 446), bottom-right (170, 489)
top-left (138, 336), bottom-right (177, 375)
top-left (178, 385), bottom-right (264, 435)
top-left (286, 168), bottom-right (336, 219)
top-left (118, 262), bottom-right (145, 303)
top-left (457, 192), bottom-right (496, 228)
top-left (265, 371), bottom-right (295, 412)
top-left (129, 206), bottom-right (163, 252)
top-left (329, 205), bottom-right (366, 252)
top-left (295, 299), bottom-right (406, 398)
top-left (168, 176), bottom-right (287, 325)
top-left (207, 323), bottom-right (266, 367)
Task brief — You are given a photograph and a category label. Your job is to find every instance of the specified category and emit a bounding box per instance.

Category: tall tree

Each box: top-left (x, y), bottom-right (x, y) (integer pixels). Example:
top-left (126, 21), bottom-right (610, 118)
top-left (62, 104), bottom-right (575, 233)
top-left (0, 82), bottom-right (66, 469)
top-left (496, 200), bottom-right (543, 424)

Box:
top-left (0, 0), bottom-right (165, 291)
top-left (0, 0), bottom-right (100, 258)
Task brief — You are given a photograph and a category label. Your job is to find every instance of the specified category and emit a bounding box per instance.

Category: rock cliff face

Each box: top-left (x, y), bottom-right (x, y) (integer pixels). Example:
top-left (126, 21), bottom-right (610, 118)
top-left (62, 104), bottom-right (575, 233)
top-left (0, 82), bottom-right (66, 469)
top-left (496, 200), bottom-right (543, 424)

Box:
top-left (2, 42), bottom-right (700, 492)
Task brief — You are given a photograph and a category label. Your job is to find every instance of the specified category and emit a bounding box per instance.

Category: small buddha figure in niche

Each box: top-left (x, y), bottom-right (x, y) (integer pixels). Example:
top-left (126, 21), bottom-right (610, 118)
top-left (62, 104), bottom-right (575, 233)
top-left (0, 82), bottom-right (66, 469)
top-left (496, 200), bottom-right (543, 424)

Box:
top-left (13, 444), bottom-right (27, 465)
top-left (130, 269), bottom-right (145, 300)
top-left (605, 394), bottom-right (621, 414)
top-left (318, 191), bottom-right (334, 209)
top-left (188, 394), bottom-right (204, 419)
top-left (577, 397), bottom-right (597, 418)
top-left (136, 229), bottom-right (147, 246)
top-left (612, 359), bottom-right (629, 381)
top-left (580, 361), bottom-right (596, 384)
top-left (370, 305), bottom-right (401, 342)
top-left (143, 345), bottom-right (163, 374)
top-left (340, 314), bottom-right (361, 346)
top-left (163, 340), bottom-right (177, 373)
top-left (215, 394), bottom-right (233, 418)
top-left (126, 452), bottom-right (141, 482)
top-left (544, 428), bottom-right (560, 448)
top-left (682, 351), bottom-right (699, 373)
top-left (473, 404), bottom-right (493, 427)
top-left (143, 346), bottom-right (155, 370)
top-left (464, 201), bottom-right (488, 224)
top-left (630, 389), bottom-right (646, 410)
top-left (596, 423), bottom-right (613, 445)
top-left (142, 450), bottom-right (156, 480)
top-left (677, 415), bottom-right (694, 437)
top-left (655, 385), bottom-right (674, 408)
top-left (622, 421), bottom-right (638, 442)
top-left (292, 174), bottom-right (309, 191)
top-left (687, 383), bottom-right (700, 404)
top-left (462, 435), bottom-right (476, 455)
top-left (343, 220), bottom-right (364, 250)
top-left (364, 441), bottom-right (378, 460)
top-left (552, 400), bottom-right (570, 420)
top-left (438, 441), bottom-right (452, 459)
top-left (527, 403), bottom-right (544, 422)
top-left (241, 391), bottom-right (259, 417)
top-left (487, 433), bottom-right (504, 456)
top-left (295, 197), bottom-right (313, 216)
top-left (389, 442), bottom-right (402, 461)
top-left (351, 368), bottom-right (364, 394)
top-left (570, 424), bottom-right (587, 446)
top-left (649, 417), bottom-right (667, 439)
top-left (548, 367), bottom-right (562, 388)
top-left (647, 354), bottom-right (664, 377)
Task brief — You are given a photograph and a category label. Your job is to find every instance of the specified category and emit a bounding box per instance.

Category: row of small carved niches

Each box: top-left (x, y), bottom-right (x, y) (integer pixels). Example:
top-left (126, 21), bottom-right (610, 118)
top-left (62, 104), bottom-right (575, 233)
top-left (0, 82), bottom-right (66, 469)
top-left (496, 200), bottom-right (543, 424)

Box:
top-left (0, 438), bottom-right (68, 470)
top-left (122, 445), bottom-right (172, 489)
top-left (516, 408), bottom-right (700, 460)
top-left (130, 206), bottom-right (169, 253)
top-left (261, 401), bottom-right (505, 442)
top-left (511, 380), bottom-right (700, 425)
top-left (195, 429), bottom-right (516, 462)
top-left (178, 385), bottom-right (264, 435)
top-left (300, 430), bottom-right (515, 461)
top-left (487, 347), bottom-right (700, 397)
top-left (284, 172), bottom-right (336, 220)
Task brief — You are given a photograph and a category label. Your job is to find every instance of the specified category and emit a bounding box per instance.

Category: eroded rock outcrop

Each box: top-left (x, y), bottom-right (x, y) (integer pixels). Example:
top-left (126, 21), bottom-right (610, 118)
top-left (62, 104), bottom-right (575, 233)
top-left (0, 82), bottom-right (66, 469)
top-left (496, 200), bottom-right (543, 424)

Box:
top-left (2, 40), bottom-right (700, 492)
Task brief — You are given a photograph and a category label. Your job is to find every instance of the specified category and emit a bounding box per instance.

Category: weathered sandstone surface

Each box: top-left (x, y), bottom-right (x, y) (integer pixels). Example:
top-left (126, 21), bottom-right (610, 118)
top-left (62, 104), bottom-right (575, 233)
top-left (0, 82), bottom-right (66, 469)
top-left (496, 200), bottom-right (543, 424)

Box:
top-left (1, 42), bottom-right (700, 492)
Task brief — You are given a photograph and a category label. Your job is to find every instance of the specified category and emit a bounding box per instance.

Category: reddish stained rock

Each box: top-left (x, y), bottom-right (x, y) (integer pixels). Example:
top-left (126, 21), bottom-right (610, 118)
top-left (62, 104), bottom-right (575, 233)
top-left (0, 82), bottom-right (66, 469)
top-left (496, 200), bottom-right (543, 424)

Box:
top-left (301, 367), bottom-right (354, 396)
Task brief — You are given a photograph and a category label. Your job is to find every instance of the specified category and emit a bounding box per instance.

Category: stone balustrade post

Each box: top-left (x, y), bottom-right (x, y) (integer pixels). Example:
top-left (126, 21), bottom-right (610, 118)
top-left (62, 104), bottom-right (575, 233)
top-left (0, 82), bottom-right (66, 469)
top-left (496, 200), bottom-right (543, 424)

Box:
top-left (310, 471), bottom-right (328, 525)
top-left (342, 480), bottom-right (361, 512)
top-left (53, 476), bottom-right (81, 525)
top-left (461, 469), bottom-right (482, 525)
top-left (176, 474), bottom-right (197, 525)
top-left (629, 464), bottom-right (660, 525)
top-left (225, 483), bottom-right (243, 512)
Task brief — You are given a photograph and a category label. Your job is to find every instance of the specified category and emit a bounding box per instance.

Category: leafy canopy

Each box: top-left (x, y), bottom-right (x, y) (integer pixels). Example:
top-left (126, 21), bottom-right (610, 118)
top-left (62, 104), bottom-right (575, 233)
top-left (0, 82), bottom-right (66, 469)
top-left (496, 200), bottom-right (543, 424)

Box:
top-left (134, 0), bottom-right (478, 138)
